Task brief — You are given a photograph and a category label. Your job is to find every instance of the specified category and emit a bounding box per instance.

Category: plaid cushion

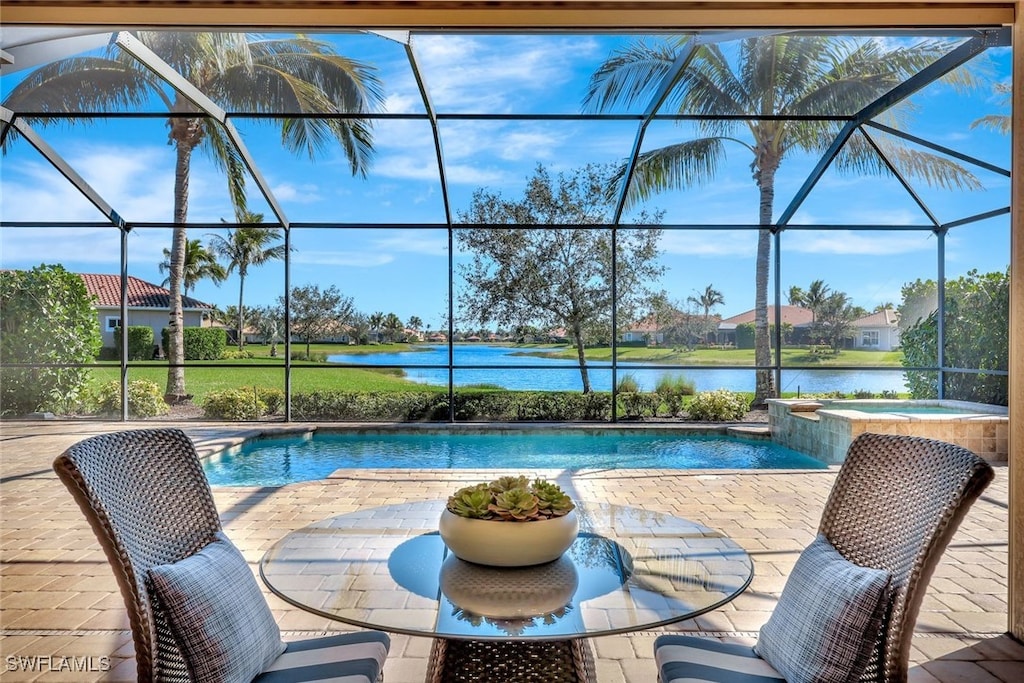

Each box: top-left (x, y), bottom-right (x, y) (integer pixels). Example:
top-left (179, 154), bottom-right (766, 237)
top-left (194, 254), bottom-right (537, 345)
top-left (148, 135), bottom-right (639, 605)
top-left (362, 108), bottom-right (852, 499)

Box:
top-left (148, 531), bottom-right (286, 683)
top-left (755, 534), bottom-right (891, 683)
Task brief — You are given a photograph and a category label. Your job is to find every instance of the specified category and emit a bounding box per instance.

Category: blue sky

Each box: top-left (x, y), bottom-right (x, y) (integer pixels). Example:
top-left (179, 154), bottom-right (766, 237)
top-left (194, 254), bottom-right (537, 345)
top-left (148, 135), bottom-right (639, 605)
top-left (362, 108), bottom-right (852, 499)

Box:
top-left (0, 30), bottom-right (1012, 330)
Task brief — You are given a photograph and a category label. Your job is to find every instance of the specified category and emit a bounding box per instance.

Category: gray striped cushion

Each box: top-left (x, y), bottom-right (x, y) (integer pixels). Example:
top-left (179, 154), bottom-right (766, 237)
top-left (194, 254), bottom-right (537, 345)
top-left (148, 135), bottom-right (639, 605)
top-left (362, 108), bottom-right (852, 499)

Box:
top-left (255, 632), bottom-right (391, 682)
top-left (754, 534), bottom-right (891, 683)
top-left (148, 531), bottom-right (286, 683)
top-left (655, 636), bottom-right (785, 682)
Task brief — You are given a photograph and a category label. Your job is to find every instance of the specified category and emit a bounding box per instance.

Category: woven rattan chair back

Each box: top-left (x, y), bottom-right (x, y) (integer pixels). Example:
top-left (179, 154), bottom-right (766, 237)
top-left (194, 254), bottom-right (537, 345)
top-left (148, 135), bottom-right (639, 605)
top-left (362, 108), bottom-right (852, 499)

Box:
top-left (819, 433), bottom-right (994, 683)
top-left (54, 428), bottom-right (223, 683)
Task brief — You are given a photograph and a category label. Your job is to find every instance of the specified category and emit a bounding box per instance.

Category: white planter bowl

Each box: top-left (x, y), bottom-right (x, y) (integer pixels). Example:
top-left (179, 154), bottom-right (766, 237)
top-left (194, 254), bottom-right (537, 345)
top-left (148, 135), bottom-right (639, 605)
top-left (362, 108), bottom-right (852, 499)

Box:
top-left (438, 508), bottom-right (579, 567)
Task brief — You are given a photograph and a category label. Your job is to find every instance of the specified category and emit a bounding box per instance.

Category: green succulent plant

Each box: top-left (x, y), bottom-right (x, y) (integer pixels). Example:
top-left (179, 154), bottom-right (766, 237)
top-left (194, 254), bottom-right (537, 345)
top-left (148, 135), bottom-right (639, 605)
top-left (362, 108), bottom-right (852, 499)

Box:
top-left (447, 483), bottom-right (495, 519)
top-left (489, 487), bottom-right (541, 521)
top-left (446, 476), bottom-right (575, 522)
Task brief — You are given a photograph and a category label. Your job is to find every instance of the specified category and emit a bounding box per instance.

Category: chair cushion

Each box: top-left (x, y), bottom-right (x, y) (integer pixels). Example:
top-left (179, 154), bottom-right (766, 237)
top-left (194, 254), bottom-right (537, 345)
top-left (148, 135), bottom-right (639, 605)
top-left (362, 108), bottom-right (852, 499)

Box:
top-left (655, 635), bottom-right (785, 682)
top-left (148, 531), bottom-right (286, 683)
top-left (254, 631), bottom-right (391, 683)
top-left (755, 534), bottom-right (891, 683)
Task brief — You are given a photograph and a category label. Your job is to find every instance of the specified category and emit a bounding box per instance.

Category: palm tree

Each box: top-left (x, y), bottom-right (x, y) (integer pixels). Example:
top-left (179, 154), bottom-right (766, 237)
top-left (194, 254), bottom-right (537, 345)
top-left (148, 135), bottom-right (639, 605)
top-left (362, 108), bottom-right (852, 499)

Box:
top-left (383, 312), bottom-right (404, 342)
top-left (158, 238), bottom-right (226, 296)
top-left (407, 315), bottom-right (423, 332)
top-left (687, 284), bottom-right (725, 344)
top-left (207, 212), bottom-right (287, 350)
top-left (803, 279), bottom-right (832, 323)
top-left (585, 35), bottom-right (981, 406)
top-left (787, 286), bottom-right (806, 307)
top-left (971, 83), bottom-right (1012, 134)
top-left (3, 32), bottom-right (383, 403)
top-left (368, 311), bottom-right (385, 343)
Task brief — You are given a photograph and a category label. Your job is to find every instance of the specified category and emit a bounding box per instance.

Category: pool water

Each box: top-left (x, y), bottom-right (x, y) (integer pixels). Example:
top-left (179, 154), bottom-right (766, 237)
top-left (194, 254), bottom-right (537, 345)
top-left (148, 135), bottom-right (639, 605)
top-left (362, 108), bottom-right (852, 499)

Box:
top-left (203, 429), bottom-right (825, 486)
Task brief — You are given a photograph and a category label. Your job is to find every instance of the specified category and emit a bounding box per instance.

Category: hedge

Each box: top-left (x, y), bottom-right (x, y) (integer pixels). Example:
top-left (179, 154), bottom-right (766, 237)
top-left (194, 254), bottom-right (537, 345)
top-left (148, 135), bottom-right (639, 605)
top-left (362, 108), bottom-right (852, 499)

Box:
top-left (161, 327), bottom-right (227, 361)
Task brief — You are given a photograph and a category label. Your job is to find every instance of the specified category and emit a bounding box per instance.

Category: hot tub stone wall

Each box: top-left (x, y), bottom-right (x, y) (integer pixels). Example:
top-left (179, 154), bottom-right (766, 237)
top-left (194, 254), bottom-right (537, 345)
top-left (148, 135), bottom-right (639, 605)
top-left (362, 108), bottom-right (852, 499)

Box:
top-left (768, 399), bottom-right (1008, 465)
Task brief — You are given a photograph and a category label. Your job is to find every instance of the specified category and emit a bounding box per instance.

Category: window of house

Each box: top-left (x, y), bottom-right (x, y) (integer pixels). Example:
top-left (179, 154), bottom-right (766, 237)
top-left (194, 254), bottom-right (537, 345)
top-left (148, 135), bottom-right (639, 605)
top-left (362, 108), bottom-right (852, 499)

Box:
top-left (862, 331), bottom-right (879, 347)
top-left (105, 316), bottom-right (121, 331)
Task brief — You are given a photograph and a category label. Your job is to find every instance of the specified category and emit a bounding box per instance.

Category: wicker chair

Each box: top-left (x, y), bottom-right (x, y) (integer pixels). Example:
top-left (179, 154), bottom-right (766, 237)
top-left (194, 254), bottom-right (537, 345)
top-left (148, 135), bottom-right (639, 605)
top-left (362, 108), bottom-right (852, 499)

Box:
top-left (54, 428), bottom-right (390, 683)
top-left (654, 432), bottom-right (995, 683)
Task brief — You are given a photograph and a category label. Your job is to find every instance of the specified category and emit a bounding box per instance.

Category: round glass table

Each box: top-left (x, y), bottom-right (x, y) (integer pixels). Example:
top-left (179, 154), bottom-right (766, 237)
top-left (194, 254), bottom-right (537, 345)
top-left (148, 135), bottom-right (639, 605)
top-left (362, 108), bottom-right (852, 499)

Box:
top-left (260, 500), bottom-right (752, 682)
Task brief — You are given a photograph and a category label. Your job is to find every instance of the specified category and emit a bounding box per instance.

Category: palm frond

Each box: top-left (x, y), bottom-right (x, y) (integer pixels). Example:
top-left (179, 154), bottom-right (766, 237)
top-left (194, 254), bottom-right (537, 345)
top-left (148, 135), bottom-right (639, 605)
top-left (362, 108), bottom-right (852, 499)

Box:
top-left (581, 39), bottom-right (682, 112)
top-left (200, 120), bottom-right (250, 216)
top-left (836, 131), bottom-right (983, 191)
top-left (614, 138), bottom-right (727, 207)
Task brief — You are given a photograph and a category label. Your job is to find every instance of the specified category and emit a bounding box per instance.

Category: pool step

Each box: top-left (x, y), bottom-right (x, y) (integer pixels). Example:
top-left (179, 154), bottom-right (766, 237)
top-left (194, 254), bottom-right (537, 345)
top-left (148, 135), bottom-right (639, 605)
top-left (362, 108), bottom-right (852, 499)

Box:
top-left (726, 425), bottom-right (772, 441)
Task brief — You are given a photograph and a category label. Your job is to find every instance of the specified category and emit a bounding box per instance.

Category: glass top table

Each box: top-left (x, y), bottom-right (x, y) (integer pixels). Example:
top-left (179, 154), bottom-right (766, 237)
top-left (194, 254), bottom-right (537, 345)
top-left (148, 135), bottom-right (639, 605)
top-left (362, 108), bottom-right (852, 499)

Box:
top-left (260, 500), bottom-right (752, 682)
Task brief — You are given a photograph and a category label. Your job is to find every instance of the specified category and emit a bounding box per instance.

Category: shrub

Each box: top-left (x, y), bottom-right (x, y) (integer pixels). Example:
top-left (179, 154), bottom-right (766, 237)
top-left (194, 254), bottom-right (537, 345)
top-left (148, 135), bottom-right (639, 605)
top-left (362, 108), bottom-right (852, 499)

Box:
top-left (685, 389), bottom-right (750, 421)
top-left (616, 374), bottom-right (640, 393)
top-left (0, 264), bottom-right (102, 415)
top-left (91, 380), bottom-right (169, 418)
top-left (201, 386), bottom-right (284, 420)
top-left (161, 327), bottom-right (226, 361)
top-left (852, 389), bottom-right (875, 399)
top-left (619, 392), bottom-right (659, 419)
top-left (292, 391), bottom-right (446, 421)
top-left (113, 326), bottom-right (156, 360)
top-left (291, 349), bottom-right (327, 363)
top-left (655, 374), bottom-right (696, 416)
top-left (221, 349), bottom-right (256, 360)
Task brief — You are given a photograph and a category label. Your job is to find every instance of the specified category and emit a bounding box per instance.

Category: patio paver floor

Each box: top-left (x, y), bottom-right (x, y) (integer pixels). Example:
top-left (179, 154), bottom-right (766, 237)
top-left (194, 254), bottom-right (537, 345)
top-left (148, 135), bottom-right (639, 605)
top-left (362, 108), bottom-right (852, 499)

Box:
top-left (1, 421), bottom-right (1020, 682)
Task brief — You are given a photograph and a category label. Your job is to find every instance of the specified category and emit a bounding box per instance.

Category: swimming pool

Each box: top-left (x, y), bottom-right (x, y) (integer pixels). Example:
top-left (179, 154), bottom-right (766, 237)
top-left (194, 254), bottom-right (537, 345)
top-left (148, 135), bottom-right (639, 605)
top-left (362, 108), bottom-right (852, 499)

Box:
top-left (203, 429), bottom-right (826, 486)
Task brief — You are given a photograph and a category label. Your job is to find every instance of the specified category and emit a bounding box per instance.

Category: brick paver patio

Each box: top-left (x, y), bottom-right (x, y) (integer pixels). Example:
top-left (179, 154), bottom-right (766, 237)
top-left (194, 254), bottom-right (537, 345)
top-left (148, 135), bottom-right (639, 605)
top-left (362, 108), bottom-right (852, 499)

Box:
top-left (1, 421), bottom-right (1020, 682)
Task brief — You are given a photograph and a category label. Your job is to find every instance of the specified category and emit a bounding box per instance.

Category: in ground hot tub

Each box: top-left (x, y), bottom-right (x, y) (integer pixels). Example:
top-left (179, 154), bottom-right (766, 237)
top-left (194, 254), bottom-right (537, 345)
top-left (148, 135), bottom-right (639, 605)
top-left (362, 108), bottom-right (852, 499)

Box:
top-left (768, 399), bottom-right (1008, 465)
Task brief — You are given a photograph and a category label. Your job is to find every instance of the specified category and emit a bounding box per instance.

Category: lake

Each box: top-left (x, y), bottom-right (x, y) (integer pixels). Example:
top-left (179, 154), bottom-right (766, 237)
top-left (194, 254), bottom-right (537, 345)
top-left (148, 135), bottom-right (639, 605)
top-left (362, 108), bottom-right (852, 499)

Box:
top-left (327, 344), bottom-right (907, 394)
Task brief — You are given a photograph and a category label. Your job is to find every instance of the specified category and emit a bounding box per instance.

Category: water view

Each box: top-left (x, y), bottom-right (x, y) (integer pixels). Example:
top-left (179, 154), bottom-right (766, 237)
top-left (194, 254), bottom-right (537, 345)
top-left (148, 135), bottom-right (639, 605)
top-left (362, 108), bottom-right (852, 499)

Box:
top-left (328, 344), bottom-right (907, 394)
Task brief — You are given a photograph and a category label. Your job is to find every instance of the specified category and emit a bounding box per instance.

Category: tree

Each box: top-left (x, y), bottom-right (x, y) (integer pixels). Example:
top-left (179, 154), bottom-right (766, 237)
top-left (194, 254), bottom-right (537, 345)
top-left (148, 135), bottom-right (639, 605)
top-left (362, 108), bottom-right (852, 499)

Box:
top-left (786, 286), bottom-right (806, 307)
top-left (383, 312), bottom-right (404, 342)
top-left (285, 284), bottom-right (355, 359)
top-left (812, 291), bottom-right (857, 352)
top-left (687, 284), bottom-right (725, 344)
top-left (803, 279), bottom-right (832, 324)
top-left (406, 315), bottom-right (423, 332)
top-left (4, 32), bottom-right (383, 403)
top-left (899, 269), bottom-right (1008, 404)
top-left (250, 304), bottom-right (283, 356)
top-left (368, 311), bottom-right (385, 343)
top-left (208, 214), bottom-right (287, 351)
top-left (585, 35), bottom-right (981, 406)
top-left (158, 238), bottom-right (226, 295)
top-left (0, 265), bottom-right (102, 415)
top-left (971, 83), bottom-right (1012, 135)
top-left (456, 164), bottom-right (663, 392)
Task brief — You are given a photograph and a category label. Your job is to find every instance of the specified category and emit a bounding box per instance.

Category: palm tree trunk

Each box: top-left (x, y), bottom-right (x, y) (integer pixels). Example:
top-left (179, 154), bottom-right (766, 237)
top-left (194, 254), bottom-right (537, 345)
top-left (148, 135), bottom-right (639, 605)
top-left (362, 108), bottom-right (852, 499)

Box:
top-left (753, 162), bottom-right (779, 407)
top-left (571, 320), bottom-right (592, 394)
top-left (165, 137), bottom-right (193, 404)
top-left (237, 272), bottom-right (246, 351)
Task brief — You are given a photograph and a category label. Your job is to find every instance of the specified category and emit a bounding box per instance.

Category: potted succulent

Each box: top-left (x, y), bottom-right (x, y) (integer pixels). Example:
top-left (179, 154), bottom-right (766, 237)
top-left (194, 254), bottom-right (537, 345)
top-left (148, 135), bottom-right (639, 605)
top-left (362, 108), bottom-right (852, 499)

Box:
top-left (439, 475), bottom-right (579, 567)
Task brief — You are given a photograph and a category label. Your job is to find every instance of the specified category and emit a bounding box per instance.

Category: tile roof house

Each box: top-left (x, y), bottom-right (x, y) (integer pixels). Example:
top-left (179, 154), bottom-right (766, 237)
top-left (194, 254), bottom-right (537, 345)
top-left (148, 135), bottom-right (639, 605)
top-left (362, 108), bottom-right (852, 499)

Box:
top-left (851, 308), bottom-right (901, 351)
top-left (78, 273), bottom-right (213, 351)
top-left (716, 305), bottom-right (814, 344)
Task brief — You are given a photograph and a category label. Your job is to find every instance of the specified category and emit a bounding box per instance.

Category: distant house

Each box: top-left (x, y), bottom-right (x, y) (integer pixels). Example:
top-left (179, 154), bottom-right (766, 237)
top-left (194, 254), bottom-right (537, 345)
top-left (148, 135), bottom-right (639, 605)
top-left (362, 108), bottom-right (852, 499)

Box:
top-left (851, 308), bottom-right (901, 351)
top-left (622, 310), bottom-right (712, 345)
top-left (716, 305), bottom-right (814, 345)
top-left (79, 273), bottom-right (213, 352)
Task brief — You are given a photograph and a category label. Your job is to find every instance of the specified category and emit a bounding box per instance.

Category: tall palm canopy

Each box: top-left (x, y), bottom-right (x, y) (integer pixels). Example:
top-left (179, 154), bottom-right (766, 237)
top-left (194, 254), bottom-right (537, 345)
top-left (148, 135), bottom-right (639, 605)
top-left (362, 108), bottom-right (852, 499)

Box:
top-left (3, 31), bottom-right (384, 403)
top-left (159, 239), bottom-right (226, 295)
top-left (207, 215), bottom-right (287, 351)
top-left (584, 34), bottom-right (982, 405)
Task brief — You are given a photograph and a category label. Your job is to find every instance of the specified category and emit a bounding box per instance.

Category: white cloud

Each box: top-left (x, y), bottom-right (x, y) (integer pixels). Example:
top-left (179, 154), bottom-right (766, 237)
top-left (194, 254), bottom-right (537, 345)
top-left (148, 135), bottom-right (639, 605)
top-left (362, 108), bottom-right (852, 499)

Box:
top-left (272, 182), bottom-right (322, 203)
top-left (660, 231), bottom-right (757, 257)
top-left (788, 230), bottom-right (933, 255)
top-left (292, 251), bottom-right (394, 267)
top-left (372, 230), bottom-right (448, 256)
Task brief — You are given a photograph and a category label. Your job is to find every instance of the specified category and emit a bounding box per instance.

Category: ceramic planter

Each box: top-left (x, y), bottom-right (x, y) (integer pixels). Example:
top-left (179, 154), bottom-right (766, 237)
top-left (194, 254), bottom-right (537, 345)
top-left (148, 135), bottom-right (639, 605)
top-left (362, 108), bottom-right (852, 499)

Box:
top-left (438, 509), bottom-right (579, 567)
